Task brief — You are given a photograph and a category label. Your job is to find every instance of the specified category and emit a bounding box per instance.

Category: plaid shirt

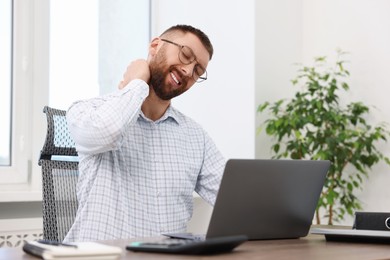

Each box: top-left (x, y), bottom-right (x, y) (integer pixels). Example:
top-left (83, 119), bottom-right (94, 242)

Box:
top-left (64, 79), bottom-right (225, 242)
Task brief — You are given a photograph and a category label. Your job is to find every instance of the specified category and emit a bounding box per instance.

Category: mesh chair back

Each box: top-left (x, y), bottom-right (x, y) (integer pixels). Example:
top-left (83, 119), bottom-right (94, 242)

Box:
top-left (39, 106), bottom-right (79, 242)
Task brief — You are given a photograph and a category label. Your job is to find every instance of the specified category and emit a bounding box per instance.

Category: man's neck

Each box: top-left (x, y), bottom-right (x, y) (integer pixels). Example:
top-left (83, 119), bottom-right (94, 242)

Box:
top-left (141, 88), bottom-right (171, 121)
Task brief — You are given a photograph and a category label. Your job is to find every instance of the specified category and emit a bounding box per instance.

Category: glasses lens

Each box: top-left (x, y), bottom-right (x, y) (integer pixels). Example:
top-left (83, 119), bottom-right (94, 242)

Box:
top-left (179, 46), bottom-right (195, 64)
top-left (194, 64), bottom-right (206, 77)
top-left (195, 70), bottom-right (207, 83)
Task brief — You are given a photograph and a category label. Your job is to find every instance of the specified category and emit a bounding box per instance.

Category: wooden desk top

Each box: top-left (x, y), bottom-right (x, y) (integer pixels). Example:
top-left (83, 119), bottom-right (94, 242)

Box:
top-left (2, 233), bottom-right (390, 260)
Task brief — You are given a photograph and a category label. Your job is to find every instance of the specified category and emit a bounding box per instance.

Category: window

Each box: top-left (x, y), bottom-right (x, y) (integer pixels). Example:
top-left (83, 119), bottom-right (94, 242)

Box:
top-left (0, 0), bottom-right (34, 186)
top-left (0, 0), bottom-right (150, 196)
top-left (0, 0), bottom-right (12, 166)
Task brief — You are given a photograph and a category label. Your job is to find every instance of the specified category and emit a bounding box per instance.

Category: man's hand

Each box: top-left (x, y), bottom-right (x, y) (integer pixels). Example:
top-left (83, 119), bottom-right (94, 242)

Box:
top-left (118, 59), bottom-right (151, 89)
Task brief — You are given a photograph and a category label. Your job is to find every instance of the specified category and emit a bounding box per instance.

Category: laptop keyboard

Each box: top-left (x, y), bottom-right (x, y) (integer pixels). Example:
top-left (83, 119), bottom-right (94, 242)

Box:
top-left (162, 232), bottom-right (206, 240)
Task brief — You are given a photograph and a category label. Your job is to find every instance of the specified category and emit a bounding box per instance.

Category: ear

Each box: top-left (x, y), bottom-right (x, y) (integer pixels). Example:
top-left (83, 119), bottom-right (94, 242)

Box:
top-left (149, 37), bottom-right (161, 57)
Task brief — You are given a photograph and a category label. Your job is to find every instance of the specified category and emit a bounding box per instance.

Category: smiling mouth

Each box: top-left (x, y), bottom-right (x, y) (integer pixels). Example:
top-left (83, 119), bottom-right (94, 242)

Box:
top-left (170, 72), bottom-right (181, 85)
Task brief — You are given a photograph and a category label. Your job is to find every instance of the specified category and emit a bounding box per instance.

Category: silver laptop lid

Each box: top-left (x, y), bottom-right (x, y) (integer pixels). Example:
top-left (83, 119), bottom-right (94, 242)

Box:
top-left (206, 159), bottom-right (330, 240)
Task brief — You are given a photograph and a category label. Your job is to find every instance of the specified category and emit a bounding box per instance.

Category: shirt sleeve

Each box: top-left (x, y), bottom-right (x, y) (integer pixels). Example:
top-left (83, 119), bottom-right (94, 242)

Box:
top-left (66, 79), bottom-right (149, 155)
top-left (195, 131), bottom-right (227, 206)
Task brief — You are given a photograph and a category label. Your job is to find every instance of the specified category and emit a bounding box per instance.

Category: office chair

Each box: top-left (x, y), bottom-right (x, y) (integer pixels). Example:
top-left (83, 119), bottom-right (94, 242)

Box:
top-left (38, 106), bottom-right (79, 242)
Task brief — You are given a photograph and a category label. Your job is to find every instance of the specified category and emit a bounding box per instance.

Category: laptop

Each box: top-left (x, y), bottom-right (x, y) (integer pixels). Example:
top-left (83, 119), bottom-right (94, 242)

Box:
top-left (164, 159), bottom-right (330, 241)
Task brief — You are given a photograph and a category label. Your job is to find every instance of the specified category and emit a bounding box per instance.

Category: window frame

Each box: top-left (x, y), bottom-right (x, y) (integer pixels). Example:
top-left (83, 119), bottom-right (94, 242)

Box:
top-left (0, 0), bottom-right (13, 167)
top-left (0, 0), bottom-right (48, 200)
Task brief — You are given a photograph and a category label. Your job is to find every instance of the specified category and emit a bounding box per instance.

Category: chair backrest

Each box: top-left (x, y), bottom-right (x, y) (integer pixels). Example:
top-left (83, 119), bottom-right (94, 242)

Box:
top-left (39, 106), bottom-right (79, 242)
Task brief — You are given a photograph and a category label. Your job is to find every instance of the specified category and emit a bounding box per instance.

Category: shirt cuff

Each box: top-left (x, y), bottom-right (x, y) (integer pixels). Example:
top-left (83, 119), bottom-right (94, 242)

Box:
top-left (122, 79), bottom-right (149, 95)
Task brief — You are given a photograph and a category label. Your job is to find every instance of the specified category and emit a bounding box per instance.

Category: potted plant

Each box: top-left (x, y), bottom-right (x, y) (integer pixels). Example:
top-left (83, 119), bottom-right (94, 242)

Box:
top-left (257, 50), bottom-right (390, 225)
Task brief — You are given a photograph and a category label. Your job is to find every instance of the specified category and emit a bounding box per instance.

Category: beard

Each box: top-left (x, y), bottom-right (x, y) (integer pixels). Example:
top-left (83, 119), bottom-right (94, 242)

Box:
top-left (149, 49), bottom-right (190, 100)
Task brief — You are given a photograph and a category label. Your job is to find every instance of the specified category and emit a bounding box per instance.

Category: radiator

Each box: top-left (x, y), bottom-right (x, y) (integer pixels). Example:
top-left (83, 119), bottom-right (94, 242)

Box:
top-left (0, 218), bottom-right (43, 247)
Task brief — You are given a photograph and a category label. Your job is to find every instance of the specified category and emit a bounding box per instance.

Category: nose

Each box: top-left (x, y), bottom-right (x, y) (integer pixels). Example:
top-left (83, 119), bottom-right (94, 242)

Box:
top-left (179, 62), bottom-right (196, 78)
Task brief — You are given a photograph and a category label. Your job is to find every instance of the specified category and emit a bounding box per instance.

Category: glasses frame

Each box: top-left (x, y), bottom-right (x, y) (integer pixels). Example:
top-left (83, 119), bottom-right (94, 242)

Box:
top-left (160, 39), bottom-right (208, 82)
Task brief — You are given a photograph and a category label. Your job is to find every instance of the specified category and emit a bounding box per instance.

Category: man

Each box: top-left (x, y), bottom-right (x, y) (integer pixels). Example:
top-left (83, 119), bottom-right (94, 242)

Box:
top-left (64, 24), bottom-right (226, 242)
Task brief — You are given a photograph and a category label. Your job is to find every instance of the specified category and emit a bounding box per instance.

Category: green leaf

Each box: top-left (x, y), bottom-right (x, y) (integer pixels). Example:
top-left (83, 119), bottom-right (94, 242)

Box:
top-left (273, 144), bottom-right (280, 154)
top-left (347, 183), bottom-right (353, 192)
top-left (257, 102), bottom-right (269, 113)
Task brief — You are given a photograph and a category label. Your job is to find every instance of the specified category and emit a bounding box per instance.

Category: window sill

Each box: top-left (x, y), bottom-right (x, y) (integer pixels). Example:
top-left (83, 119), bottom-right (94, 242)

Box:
top-left (0, 190), bottom-right (42, 202)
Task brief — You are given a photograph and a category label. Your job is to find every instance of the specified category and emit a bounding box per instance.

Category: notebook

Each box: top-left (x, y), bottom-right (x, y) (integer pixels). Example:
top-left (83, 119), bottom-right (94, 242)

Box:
top-left (164, 159), bottom-right (330, 240)
top-left (23, 240), bottom-right (122, 260)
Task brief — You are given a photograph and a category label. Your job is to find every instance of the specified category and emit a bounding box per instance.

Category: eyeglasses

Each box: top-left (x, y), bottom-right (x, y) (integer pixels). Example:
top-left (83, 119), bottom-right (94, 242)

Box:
top-left (161, 39), bottom-right (208, 82)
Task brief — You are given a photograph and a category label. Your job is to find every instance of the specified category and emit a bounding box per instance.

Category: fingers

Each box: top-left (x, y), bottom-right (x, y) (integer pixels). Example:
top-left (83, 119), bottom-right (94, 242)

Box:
top-left (118, 59), bottom-right (151, 89)
top-left (118, 80), bottom-right (126, 90)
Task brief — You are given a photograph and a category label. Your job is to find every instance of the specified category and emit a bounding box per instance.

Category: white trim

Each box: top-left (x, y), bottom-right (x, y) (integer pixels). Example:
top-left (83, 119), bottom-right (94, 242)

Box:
top-left (0, 218), bottom-right (42, 232)
top-left (30, 0), bottom-right (50, 193)
top-left (0, 191), bottom-right (42, 202)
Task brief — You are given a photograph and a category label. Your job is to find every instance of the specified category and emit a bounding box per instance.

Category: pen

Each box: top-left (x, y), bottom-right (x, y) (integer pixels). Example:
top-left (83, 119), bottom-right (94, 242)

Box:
top-left (37, 239), bottom-right (78, 248)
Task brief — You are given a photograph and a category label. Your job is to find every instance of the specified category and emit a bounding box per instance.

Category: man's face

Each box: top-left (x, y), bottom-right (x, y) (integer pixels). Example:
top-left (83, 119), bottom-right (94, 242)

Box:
top-left (149, 33), bottom-right (210, 101)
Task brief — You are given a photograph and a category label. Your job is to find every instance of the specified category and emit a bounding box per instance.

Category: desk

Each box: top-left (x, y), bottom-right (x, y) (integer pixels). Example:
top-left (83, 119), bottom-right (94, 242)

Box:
top-left (2, 233), bottom-right (390, 260)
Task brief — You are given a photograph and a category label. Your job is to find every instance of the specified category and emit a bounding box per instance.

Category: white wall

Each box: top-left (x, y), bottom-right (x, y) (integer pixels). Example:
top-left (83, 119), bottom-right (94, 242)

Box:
top-left (152, 0), bottom-right (256, 161)
top-left (151, 0), bottom-right (256, 232)
top-left (256, 0), bottom-right (390, 225)
top-left (255, 0), bottom-right (303, 159)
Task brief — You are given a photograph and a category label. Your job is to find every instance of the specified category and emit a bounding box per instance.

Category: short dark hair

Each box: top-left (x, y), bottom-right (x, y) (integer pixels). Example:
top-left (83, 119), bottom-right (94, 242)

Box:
top-left (160, 24), bottom-right (214, 60)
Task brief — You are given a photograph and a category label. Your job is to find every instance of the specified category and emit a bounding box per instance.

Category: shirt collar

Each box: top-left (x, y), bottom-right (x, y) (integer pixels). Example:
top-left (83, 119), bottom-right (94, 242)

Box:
top-left (139, 105), bottom-right (181, 125)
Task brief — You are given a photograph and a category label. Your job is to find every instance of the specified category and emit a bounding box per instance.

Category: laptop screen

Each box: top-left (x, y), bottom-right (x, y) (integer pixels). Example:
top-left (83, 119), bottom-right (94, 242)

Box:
top-left (206, 159), bottom-right (330, 240)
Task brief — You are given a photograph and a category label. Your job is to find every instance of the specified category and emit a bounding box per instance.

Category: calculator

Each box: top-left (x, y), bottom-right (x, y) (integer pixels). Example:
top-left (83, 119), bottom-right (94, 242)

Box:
top-left (126, 235), bottom-right (248, 254)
